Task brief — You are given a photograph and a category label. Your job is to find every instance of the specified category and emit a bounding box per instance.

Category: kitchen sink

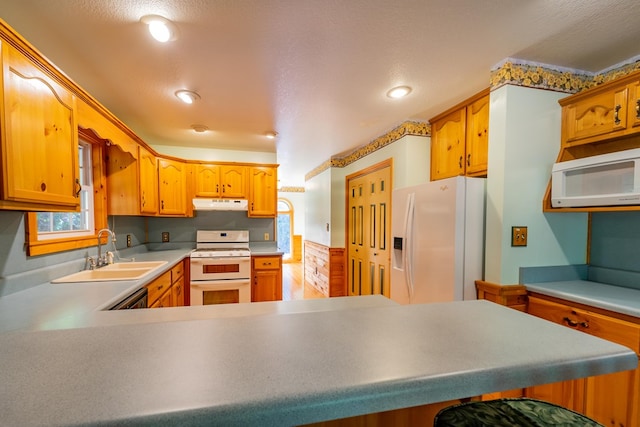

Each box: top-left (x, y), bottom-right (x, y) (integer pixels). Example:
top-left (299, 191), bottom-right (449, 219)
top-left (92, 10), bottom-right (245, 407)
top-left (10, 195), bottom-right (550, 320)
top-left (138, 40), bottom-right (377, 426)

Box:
top-left (101, 261), bottom-right (168, 270)
top-left (51, 261), bottom-right (167, 283)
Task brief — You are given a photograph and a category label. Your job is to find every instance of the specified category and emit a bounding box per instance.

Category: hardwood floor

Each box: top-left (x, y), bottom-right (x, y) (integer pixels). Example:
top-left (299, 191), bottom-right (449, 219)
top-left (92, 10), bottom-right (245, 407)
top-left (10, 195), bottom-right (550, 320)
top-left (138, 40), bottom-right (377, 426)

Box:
top-left (282, 262), bottom-right (326, 300)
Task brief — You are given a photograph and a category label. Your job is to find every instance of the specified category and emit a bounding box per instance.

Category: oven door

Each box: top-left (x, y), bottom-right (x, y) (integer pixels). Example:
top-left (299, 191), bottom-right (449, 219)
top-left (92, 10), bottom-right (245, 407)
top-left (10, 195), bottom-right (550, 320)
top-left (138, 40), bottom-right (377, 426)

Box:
top-left (190, 279), bottom-right (251, 305)
top-left (190, 257), bottom-right (251, 281)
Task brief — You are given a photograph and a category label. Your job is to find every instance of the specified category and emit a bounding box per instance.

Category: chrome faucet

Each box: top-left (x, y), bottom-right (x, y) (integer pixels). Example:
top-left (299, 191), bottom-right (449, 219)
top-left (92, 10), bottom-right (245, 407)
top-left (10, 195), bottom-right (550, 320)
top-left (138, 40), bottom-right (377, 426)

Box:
top-left (96, 228), bottom-right (116, 268)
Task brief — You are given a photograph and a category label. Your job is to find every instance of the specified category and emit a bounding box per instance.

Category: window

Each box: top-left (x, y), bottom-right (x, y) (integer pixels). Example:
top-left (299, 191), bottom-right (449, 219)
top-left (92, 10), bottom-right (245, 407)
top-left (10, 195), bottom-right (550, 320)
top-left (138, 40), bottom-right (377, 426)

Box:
top-left (26, 130), bottom-right (108, 256)
top-left (36, 141), bottom-right (95, 240)
top-left (277, 199), bottom-right (293, 261)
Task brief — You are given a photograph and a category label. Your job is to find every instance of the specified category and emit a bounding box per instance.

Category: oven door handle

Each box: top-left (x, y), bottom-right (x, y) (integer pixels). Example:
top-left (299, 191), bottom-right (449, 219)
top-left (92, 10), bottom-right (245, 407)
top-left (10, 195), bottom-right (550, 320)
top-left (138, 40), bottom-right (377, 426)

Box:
top-left (191, 278), bottom-right (251, 286)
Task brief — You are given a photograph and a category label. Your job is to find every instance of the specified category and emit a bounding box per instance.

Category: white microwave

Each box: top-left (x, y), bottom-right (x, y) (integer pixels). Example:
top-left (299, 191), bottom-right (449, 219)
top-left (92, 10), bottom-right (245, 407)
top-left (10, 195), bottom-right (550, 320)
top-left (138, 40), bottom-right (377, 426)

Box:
top-left (551, 148), bottom-right (640, 208)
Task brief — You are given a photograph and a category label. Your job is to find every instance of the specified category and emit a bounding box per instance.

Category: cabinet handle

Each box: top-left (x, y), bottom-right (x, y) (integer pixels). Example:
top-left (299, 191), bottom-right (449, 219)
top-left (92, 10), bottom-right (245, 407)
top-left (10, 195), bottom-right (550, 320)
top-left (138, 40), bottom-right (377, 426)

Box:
top-left (459, 156), bottom-right (463, 169)
top-left (563, 317), bottom-right (579, 327)
top-left (636, 99), bottom-right (640, 119)
top-left (579, 321), bottom-right (589, 328)
top-left (467, 153), bottom-right (471, 167)
top-left (74, 178), bottom-right (81, 197)
top-left (161, 200), bottom-right (165, 210)
top-left (614, 104), bottom-right (622, 125)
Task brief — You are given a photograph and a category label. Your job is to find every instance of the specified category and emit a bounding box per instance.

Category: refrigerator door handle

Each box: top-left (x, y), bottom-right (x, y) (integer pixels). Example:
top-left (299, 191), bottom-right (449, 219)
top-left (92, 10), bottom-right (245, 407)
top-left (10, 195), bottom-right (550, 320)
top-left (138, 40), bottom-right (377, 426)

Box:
top-left (404, 193), bottom-right (416, 301)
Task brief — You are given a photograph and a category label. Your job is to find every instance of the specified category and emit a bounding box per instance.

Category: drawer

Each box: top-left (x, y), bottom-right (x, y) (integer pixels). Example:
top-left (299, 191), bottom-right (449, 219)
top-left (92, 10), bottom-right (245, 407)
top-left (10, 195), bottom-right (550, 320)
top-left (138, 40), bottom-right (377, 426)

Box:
top-left (146, 270), bottom-right (172, 304)
top-left (528, 296), bottom-right (640, 354)
top-left (171, 261), bottom-right (184, 282)
top-left (253, 256), bottom-right (280, 270)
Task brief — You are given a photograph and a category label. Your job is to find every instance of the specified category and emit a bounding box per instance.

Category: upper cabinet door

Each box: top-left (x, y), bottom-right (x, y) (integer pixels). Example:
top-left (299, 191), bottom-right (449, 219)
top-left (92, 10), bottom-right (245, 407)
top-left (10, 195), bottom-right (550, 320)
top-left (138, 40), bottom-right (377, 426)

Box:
top-left (465, 93), bottom-right (490, 176)
top-left (158, 158), bottom-right (187, 216)
top-left (248, 166), bottom-right (277, 217)
top-left (562, 86), bottom-right (629, 143)
top-left (138, 146), bottom-right (158, 215)
top-left (1, 42), bottom-right (79, 208)
top-left (220, 165), bottom-right (247, 198)
top-left (430, 107), bottom-right (466, 181)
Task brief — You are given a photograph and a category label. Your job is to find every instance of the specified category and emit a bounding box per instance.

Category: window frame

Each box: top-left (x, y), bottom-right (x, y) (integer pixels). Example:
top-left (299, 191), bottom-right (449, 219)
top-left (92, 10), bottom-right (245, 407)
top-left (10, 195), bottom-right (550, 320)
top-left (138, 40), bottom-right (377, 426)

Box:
top-left (25, 129), bottom-right (108, 256)
top-left (277, 198), bottom-right (294, 261)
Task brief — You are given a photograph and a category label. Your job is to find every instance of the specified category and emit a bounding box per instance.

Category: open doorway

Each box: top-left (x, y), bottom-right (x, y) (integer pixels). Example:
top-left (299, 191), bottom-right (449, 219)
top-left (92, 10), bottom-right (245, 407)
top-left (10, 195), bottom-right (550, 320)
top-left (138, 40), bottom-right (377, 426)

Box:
top-left (277, 198), bottom-right (293, 261)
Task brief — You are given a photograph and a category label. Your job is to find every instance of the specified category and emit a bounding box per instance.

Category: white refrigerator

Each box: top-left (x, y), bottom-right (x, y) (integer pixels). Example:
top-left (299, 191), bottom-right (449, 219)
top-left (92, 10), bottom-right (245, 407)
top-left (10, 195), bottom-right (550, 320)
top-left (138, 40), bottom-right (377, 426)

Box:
top-left (390, 176), bottom-right (486, 304)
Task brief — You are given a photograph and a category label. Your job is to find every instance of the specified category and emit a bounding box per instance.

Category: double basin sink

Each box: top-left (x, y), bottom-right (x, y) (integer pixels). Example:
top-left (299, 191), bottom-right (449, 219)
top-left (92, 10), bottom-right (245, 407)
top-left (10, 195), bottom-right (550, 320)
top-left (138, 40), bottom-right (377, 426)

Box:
top-left (51, 261), bottom-right (168, 283)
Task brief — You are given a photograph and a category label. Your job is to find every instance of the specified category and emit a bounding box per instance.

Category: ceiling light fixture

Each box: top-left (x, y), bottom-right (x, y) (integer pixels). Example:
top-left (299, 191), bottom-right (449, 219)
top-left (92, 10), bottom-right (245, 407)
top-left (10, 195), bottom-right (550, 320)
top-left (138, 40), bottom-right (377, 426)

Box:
top-left (140, 15), bottom-right (177, 43)
top-left (265, 131), bottom-right (278, 139)
top-left (386, 85), bottom-right (412, 99)
top-left (191, 124), bottom-right (209, 133)
top-left (175, 90), bottom-right (200, 104)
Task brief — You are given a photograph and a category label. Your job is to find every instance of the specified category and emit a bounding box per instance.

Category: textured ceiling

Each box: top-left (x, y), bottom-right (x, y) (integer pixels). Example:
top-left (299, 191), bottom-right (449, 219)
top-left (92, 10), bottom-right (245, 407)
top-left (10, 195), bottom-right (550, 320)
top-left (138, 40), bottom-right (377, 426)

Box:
top-left (3, 0), bottom-right (640, 187)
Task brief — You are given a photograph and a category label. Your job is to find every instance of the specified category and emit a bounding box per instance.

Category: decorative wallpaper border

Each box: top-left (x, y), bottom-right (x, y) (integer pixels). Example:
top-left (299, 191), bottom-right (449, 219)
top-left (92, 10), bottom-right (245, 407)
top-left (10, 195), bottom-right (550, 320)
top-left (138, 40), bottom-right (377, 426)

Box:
top-left (305, 121), bottom-right (430, 181)
top-left (490, 56), bottom-right (640, 94)
top-left (278, 186), bottom-right (305, 193)
top-left (304, 56), bottom-right (640, 183)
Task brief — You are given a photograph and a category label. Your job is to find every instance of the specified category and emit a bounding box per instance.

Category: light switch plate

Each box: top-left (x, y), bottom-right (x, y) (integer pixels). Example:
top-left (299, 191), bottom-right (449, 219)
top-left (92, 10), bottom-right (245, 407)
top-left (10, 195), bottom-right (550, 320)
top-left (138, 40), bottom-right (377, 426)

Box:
top-left (511, 226), bottom-right (527, 247)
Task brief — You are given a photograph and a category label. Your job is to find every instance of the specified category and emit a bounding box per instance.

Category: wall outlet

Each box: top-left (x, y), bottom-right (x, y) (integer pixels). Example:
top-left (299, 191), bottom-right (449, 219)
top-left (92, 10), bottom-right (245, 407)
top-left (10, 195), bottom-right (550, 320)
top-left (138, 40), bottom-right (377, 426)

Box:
top-left (161, 232), bottom-right (170, 243)
top-left (126, 234), bottom-right (132, 247)
top-left (511, 226), bottom-right (528, 247)
top-left (264, 232), bottom-right (269, 240)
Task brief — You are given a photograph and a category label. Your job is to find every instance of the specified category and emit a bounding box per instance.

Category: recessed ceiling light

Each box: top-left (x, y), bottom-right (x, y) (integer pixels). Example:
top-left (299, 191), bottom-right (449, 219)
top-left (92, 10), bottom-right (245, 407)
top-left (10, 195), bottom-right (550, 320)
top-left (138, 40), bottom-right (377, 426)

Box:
top-left (387, 85), bottom-right (412, 99)
top-left (175, 90), bottom-right (200, 104)
top-left (265, 131), bottom-right (277, 139)
top-left (191, 124), bottom-right (209, 133)
top-left (140, 15), bottom-right (177, 43)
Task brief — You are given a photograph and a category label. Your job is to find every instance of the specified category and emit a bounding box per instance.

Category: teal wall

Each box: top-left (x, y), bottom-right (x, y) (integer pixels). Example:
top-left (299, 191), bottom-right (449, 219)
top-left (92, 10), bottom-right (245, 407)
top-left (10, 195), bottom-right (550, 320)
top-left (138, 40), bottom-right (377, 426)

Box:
top-left (590, 212), bottom-right (640, 271)
top-left (484, 85), bottom-right (589, 284)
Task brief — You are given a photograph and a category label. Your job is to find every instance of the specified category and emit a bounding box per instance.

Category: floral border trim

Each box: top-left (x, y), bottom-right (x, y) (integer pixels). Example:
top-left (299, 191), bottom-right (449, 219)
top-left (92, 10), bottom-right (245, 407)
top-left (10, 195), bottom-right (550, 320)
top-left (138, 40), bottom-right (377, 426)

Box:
top-left (278, 186), bottom-right (305, 193)
top-left (490, 57), bottom-right (640, 94)
top-left (305, 121), bottom-right (430, 181)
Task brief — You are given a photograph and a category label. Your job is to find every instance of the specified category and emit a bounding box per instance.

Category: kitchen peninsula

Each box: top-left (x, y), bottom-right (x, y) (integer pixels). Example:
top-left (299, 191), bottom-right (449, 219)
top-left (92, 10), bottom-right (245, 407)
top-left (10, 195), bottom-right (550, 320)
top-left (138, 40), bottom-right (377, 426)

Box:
top-left (0, 296), bottom-right (636, 426)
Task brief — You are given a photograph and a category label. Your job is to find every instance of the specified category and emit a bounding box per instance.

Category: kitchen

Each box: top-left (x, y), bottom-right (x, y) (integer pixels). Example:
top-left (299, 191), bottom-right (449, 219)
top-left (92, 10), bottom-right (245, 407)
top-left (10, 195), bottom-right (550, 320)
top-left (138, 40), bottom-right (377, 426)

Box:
top-left (2, 1), bottom-right (640, 426)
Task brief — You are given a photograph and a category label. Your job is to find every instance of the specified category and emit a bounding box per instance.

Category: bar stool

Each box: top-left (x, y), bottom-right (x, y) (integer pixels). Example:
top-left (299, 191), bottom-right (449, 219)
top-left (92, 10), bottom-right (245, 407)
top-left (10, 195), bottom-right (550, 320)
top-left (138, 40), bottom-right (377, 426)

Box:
top-left (434, 398), bottom-right (603, 426)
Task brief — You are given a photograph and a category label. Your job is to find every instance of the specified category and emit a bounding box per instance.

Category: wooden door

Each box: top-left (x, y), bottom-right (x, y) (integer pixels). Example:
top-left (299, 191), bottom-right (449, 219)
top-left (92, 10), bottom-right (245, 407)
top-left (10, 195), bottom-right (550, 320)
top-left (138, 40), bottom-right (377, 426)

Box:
top-left (347, 161), bottom-right (392, 297)
top-left (628, 80), bottom-right (640, 130)
top-left (138, 146), bottom-right (158, 214)
top-left (430, 108), bottom-right (466, 180)
top-left (220, 165), bottom-right (246, 198)
top-left (194, 164), bottom-right (221, 197)
top-left (585, 367), bottom-right (639, 427)
top-left (465, 93), bottom-right (489, 176)
top-left (348, 178), bottom-right (367, 296)
top-left (562, 85), bottom-right (629, 144)
top-left (2, 43), bottom-right (79, 208)
top-left (248, 166), bottom-right (277, 217)
top-left (158, 158), bottom-right (187, 215)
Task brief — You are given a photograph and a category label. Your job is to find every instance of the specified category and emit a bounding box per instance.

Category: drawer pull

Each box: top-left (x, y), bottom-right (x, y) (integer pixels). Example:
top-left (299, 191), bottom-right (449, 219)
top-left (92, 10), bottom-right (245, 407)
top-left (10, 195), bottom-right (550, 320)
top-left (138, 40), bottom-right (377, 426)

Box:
top-left (563, 317), bottom-right (578, 327)
top-left (579, 321), bottom-right (589, 328)
top-left (614, 104), bottom-right (622, 125)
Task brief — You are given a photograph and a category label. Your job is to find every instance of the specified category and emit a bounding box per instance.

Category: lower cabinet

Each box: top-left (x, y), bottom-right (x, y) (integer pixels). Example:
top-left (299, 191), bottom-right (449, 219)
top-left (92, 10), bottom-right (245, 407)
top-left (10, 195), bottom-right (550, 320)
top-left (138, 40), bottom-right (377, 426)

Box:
top-left (146, 259), bottom-right (186, 308)
top-left (526, 295), bottom-right (640, 426)
top-left (251, 255), bottom-right (282, 302)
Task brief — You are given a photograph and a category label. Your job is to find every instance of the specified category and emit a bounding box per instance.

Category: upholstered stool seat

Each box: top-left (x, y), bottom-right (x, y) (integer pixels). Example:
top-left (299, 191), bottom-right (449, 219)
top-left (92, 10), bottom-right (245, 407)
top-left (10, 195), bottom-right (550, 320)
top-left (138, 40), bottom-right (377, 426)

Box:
top-left (434, 398), bottom-right (603, 426)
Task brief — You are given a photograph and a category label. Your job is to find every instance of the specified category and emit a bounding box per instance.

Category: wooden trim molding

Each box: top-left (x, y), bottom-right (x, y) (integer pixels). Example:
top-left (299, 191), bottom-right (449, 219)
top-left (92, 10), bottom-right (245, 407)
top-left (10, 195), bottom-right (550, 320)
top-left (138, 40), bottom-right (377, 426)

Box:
top-left (475, 280), bottom-right (528, 312)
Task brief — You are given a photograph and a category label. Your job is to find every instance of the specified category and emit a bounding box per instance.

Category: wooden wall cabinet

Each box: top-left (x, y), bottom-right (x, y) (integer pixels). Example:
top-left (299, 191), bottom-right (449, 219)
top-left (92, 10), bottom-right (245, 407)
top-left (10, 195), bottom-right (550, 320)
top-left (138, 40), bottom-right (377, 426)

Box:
top-left (146, 259), bottom-right (186, 308)
top-left (194, 164), bottom-right (246, 199)
top-left (0, 41), bottom-right (80, 211)
top-left (430, 89), bottom-right (489, 181)
top-left (560, 71), bottom-right (640, 147)
top-left (526, 294), bottom-right (640, 426)
top-left (248, 166), bottom-right (277, 217)
top-left (158, 157), bottom-right (187, 216)
top-left (251, 255), bottom-right (282, 302)
top-left (138, 146), bottom-right (159, 215)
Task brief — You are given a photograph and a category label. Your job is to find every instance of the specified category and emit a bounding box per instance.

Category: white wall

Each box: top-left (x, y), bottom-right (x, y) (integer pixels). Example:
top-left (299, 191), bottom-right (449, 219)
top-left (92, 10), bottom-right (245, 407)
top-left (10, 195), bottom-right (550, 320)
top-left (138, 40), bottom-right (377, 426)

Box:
top-left (485, 85), bottom-right (588, 284)
top-left (305, 134), bottom-right (430, 247)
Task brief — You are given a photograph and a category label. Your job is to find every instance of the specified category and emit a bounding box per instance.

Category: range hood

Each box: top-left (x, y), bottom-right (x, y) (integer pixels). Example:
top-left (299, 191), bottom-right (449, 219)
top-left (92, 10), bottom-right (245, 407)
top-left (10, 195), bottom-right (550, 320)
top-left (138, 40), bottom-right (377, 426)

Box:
top-left (192, 198), bottom-right (248, 211)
